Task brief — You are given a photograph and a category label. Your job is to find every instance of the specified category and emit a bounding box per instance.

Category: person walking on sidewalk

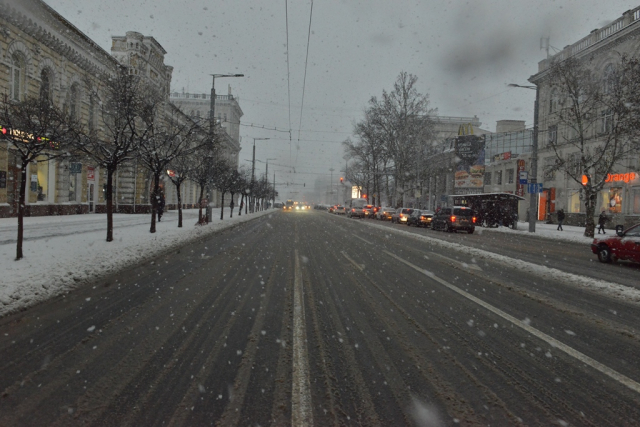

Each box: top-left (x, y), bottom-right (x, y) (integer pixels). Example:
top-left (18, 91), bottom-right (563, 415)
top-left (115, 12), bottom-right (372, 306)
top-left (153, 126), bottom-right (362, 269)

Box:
top-left (598, 209), bottom-right (608, 234)
top-left (557, 209), bottom-right (565, 231)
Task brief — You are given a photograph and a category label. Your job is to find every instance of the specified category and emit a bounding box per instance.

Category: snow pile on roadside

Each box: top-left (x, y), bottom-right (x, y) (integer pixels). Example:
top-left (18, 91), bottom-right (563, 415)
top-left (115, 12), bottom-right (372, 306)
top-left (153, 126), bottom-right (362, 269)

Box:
top-left (363, 222), bottom-right (640, 305)
top-left (0, 209), bottom-right (273, 317)
top-left (480, 221), bottom-right (595, 244)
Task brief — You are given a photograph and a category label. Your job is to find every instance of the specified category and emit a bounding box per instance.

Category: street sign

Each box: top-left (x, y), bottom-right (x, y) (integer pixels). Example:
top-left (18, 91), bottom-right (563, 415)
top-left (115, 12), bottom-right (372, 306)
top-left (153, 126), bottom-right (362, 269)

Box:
top-left (528, 183), bottom-right (543, 194)
top-left (519, 171), bottom-right (528, 185)
top-left (70, 162), bottom-right (82, 174)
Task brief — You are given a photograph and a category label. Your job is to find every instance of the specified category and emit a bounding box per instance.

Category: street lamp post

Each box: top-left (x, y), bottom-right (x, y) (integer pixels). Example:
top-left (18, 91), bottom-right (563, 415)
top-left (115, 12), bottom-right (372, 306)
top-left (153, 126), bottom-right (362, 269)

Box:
top-left (207, 73), bottom-right (244, 222)
top-left (508, 83), bottom-right (539, 233)
top-left (329, 168), bottom-right (335, 205)
top-left (265, 158), bottom-right (275, 209)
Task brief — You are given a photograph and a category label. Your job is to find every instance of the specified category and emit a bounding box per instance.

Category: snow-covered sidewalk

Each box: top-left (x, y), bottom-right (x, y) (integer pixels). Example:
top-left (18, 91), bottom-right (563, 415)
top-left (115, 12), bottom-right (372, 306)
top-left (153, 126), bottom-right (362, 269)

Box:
top-left (0, 208), bottom-right (273, 317)
top-left (478, 221), bottom-right (596, 244)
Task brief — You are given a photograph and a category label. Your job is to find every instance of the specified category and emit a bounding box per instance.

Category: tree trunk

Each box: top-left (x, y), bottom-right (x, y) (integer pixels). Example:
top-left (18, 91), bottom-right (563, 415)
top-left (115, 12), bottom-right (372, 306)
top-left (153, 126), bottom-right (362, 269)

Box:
top-left (176, 181), bottom-right (183, 228)
top-left (230, 192), bottom-right (235, 218)
top-left (220, 192), bottom-right (225, 220)
top-left (238, 193), bottom-right (244, 216)
top-left (15, 159), bottom-right (28, 260)
top-left (245, 195), bottom-right (248, 214)
top-left (106, 167), bottom-right (115, 242)
top-left (150, 172), bottom-right (160, 233)
top-left (197, 184), bottom-right (205, 224)
top-left (584, 190), bottom-right (596, 238)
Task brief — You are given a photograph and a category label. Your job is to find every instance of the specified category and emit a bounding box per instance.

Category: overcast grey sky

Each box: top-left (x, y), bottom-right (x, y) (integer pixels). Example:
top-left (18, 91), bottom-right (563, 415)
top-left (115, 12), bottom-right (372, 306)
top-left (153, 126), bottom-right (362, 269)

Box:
top-left (47, 0), bottom-right (639, 200)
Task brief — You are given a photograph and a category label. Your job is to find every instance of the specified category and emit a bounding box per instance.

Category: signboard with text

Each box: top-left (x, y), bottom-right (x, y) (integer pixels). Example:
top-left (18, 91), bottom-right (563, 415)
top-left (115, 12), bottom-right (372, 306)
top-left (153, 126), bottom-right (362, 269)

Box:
top-left (87, 167), bottom-right (95, 182)
top-left (516, 160), bottom-right (526, 196)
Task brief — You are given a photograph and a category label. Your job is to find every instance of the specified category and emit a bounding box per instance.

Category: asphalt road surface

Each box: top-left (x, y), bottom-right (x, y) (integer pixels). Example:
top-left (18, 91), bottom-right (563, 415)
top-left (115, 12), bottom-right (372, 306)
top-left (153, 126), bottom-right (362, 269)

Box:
top-left (1, 210), bottom-right (639, 426)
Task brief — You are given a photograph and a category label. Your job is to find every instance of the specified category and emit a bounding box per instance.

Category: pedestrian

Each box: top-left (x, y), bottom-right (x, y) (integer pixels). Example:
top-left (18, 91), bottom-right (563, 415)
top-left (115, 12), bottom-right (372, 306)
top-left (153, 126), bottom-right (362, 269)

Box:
top-left (157, 189), bottom-right (165, 222)
top-left (597, 209), bottom-right (608, 234)
top-left (556, 208), bottom-right (565, 231)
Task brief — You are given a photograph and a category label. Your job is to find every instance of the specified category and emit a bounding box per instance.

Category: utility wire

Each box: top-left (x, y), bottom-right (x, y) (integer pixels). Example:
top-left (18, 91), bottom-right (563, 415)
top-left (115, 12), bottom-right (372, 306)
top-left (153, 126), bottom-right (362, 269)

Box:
top-left (285, 0), bottom-right (293, 167)
top-left (296, 0), bottom-right (314, 166)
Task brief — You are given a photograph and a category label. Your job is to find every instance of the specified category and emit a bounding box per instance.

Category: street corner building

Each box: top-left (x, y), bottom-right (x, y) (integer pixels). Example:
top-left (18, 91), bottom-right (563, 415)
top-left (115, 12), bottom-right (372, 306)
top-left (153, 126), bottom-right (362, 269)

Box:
top-left (0, 0), bottom-right (242, 218)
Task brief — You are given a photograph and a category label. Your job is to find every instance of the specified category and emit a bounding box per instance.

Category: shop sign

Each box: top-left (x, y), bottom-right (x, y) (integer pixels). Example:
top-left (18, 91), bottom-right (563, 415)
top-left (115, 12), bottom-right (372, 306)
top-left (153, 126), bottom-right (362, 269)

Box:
top-left (492, 151), bottom-right (512, 162)
top-left (516, 159), bottom-right (526, 196)
top-left (70, 162), bottom-right (82, 174)
top-left (87, 167), bottom-right (95, 182)
top-left (605, 172), bottom-right (637, 183)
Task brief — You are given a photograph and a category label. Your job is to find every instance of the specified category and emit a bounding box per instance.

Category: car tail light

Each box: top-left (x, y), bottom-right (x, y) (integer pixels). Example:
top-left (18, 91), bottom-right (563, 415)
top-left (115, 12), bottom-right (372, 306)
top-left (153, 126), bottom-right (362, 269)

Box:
top-left (472, 216), bottom-right (477, 223)
top-left (399, 214), bottom-right (404, 218)
top-left (451, 216), bottom-right (456, 222)
top-left (420, 216), bottom-right (426, 220)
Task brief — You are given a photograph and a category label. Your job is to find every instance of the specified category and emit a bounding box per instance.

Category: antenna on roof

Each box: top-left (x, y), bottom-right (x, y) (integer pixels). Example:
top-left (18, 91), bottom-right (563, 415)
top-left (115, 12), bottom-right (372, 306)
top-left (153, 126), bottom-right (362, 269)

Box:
top-left (540, 37), bottom-right (550, 59)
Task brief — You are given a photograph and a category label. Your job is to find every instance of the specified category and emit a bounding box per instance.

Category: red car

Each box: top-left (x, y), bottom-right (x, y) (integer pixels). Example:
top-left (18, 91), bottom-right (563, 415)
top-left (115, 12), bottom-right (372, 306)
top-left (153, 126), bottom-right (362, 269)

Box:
top-left (591, 223), bottom-right (640, 263)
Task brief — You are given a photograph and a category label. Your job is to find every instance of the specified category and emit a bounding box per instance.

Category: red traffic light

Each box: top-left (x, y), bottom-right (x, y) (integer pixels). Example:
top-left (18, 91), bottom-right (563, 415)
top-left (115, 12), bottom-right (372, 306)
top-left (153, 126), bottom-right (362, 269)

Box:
top-left (340, 177), bottom-right (343, 182)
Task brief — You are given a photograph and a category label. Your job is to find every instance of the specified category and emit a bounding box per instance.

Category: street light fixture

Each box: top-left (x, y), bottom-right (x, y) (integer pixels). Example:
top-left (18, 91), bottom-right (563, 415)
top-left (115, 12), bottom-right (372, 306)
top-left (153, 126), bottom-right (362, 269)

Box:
top-left (206, 73), bottom-right (244, 222)
top-left (508, 83), bottom-right (539, 233)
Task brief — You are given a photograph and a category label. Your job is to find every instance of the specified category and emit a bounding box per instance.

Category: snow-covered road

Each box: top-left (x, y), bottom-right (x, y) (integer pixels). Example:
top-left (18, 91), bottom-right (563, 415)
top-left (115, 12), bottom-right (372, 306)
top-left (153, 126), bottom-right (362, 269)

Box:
top-left (0, 208), bottom-right (274, 316)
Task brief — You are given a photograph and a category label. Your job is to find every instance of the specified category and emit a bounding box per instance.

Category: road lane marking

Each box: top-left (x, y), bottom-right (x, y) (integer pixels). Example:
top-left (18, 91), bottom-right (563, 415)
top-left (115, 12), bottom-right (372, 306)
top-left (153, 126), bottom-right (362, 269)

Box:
top-left (431, 252), bottom-right (482, 271)
top-left (352, 234), bottom-right (373, 245)
top-left (383, 250), bottom-right (640, 395)
top-left (341, 251), bottom-right (365, 271)
top-left (292, 250), bottom-right (313, 426)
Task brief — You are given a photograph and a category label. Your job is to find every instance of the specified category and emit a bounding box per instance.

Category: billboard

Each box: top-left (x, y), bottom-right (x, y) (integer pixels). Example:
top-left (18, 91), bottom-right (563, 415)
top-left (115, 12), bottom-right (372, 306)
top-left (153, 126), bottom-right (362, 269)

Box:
top-left (454, 134), bottom-right (485, 191)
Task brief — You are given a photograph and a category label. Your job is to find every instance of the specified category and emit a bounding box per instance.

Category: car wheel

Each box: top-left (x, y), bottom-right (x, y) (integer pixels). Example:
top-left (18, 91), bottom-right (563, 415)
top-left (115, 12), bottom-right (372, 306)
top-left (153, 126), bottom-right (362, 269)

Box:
top-left (597, 245), bottom-right (612, 263)
top-left (468, 228), bottom-right (475, 234)
top-left (444, 223), bottom-right (450, 232)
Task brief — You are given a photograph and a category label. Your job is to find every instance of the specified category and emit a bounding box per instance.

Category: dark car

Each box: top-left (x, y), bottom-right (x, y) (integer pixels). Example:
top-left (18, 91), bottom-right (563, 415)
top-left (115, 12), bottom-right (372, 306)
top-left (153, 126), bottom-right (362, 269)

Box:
top-left (591, 223), bottom-right (640, 263)
top-left (407, 209), bottom-right (435, 227)
top-left (391, 208), bottom-right (414, 224)
top-left (431, 206), bottom-right (477, 233)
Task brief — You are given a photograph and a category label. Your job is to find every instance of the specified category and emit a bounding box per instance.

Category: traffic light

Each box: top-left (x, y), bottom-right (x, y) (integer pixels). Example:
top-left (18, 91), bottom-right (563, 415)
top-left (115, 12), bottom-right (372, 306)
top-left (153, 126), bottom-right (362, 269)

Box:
top-left (340, 177), bottom-right (343, 183)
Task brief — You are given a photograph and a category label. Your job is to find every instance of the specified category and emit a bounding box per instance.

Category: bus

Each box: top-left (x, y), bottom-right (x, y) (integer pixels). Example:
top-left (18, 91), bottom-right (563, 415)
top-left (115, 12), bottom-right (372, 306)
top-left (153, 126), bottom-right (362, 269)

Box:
top-left (283, 199), bottom-right (294, 210)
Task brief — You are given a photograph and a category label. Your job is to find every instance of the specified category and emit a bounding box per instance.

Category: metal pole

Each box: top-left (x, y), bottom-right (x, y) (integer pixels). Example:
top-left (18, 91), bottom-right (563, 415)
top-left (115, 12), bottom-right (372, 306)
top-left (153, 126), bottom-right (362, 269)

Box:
top-left (529, 86), bottom-right (539, 233)
top-left (329, 168), bottom-right (334, 204)
top-left (206, 76), bottom-right (216, 222)
top-left (251, 140), bottom-right (255, 213)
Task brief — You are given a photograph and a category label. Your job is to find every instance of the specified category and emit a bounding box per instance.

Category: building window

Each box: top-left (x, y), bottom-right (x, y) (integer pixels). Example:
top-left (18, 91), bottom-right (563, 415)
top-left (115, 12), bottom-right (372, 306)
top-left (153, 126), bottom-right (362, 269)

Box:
top-left (69, 83), bottom-right (79, 119)
top-left (88, 95), bottom-right (96, 131)
top-left (495, 171), bottom-right (502, 185)
top-left (601, 187), bottom-right (622, 214)
top-left (35, 156), bottom-right (49, 202)
top-left (40, 68), bottom-right (52, 103)
top-left (547, 125), bottom-right (557, 146)
top-left (600, 109), bottom-right (613, 134)
top-left (507, 169), bottom-right (514, 184)
top-left (543, 157), bottom-right (556, 181)
top-left (568, 191), bottom-right (582, 213)
top-left (633, 188), bottom-right (640, 214)
top-left (603, 64), bottom-right (615, 95)
top-left (549, 90), bottom-right (558, 114)
top-left (484, 172), bottom-right (491, 185)
top-left (11, 53), bottom-right (26, 102)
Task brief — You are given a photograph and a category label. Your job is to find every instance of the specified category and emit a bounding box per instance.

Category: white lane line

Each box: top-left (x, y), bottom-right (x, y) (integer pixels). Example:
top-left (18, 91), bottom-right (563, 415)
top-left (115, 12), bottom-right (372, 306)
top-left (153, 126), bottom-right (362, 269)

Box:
top-left (292, 250), bottom-right (313, 426)
top-left (352, 234), bottom-right (373, 245)
top-left (365, 222), bottom-right (640, 304)
top-left (431, 252), bottom-right (482, 271)
top-left (341, 251), bottom-right (365, 271)
top-left (383, 249), bottom-right (640, 395)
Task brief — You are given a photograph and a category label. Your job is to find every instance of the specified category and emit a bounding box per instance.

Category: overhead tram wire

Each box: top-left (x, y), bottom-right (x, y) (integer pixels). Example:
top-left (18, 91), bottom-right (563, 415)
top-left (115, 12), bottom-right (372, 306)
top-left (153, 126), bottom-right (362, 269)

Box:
top-left (295, 0), bottom-right (314, 167)
top-left (285, 0), bottom-right (293, 167)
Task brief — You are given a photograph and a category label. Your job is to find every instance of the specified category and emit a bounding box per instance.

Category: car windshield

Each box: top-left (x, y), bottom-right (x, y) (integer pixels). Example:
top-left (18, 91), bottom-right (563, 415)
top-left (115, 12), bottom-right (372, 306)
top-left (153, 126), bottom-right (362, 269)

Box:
top-left (2, 2), bottom-right (639, 425)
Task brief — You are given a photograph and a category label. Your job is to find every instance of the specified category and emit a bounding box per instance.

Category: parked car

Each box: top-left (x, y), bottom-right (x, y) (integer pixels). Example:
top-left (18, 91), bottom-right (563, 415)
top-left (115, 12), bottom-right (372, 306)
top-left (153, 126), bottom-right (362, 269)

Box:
top-left (431, 207), bottom-right (477, 233)
top-left (328, 205), bottom-right (336, 213)
top-left (407, 209), bottom-right (435, 227)
top-left (391, 208), bottom-right (414, 224)
top-left (591, 223), bottom-right (640, 263)
top-left (376, 207), bottom-right (396, 221)
top-left (335, 206), bottom-right (346, 215)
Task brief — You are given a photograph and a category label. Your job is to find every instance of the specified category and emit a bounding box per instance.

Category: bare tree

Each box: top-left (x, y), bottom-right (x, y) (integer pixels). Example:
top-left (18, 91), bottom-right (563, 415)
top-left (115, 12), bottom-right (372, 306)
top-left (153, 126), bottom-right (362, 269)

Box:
top-left (167, 140), bottom-right (201, 228)
top-left (544, 55), bottom-right (640, 237)
top-left (354, 72), bottom-right (435, 206)
top-left (0, 95), bottom-right (79, 260)
top-left (74, 67), bottom-right (153, 242)
top-left (187, 144), bottom-right (219, 225)
top-left (137, 104), bottom-right (202, 233)
top-left (212, 160), bottom-right (233, 220)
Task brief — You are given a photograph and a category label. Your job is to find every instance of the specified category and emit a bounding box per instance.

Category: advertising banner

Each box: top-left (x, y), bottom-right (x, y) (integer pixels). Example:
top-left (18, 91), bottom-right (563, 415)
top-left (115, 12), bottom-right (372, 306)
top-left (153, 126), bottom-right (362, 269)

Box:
top-left (454, 134), bottom-right (486, 191)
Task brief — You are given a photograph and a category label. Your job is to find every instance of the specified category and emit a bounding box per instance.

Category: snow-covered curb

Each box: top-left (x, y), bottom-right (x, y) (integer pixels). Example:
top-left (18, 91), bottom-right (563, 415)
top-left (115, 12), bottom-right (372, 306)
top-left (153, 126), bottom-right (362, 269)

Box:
top-left (360, 221), bottom-right (640, 305)
top-left (0, 209), bottom-right (274, 318)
